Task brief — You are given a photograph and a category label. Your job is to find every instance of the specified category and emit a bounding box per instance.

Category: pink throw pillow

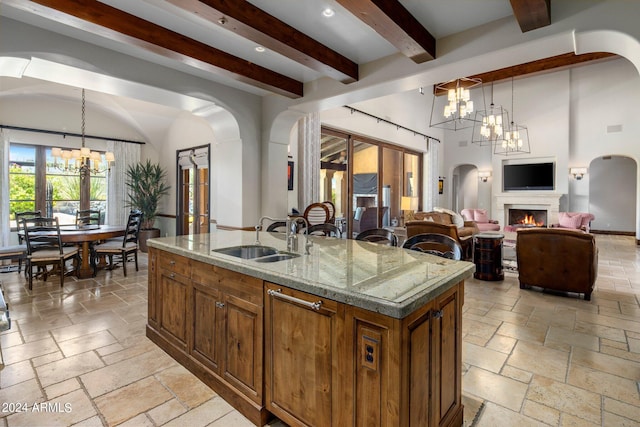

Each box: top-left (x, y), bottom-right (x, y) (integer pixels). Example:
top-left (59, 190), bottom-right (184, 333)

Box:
top-left (474, 210), bottom-right (488, 223)
top-left (559, 213), bottom-right (582, 229)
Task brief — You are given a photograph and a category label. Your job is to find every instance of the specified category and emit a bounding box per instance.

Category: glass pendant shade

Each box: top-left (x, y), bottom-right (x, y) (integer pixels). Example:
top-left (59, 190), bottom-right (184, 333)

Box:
top-left (430, 77), bottom-right (482, 131)
top-left (472, 82), bottom-right (509, 146)
top-left (494, 121), bottom-right (531, 156)
top-left (494, 78), bottom-right (531, 156)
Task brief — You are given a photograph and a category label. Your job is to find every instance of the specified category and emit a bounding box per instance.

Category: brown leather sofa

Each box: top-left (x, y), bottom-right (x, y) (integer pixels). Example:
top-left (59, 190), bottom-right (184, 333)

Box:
top-left (412, 211), bottom-right (479, 238)
top-left (516, 228), bottom-right (598, 300)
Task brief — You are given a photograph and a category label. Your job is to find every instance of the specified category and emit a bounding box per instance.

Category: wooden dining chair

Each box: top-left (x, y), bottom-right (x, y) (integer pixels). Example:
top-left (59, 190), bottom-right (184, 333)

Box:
top-left (303, 203), bottom-right (330, 226)
top-left (8, 210), bottom-right (43, 275)
top-left (402, 233), bottom-right (463, 260)
top-left (75, 209), bottom-right (101, 227)
top-left (355, 228), bottom-right (398, 246)
top-left (322, 201), bottom-right (336, 224)
top-left (23, 216), bottom-right (80, 290)
top-left (91, 210), bottom-right (143, 277)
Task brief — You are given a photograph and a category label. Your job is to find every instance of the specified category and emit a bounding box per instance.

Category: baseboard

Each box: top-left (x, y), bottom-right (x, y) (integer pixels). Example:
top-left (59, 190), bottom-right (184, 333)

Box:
top-left (590, 230), bottom-right (635, 236)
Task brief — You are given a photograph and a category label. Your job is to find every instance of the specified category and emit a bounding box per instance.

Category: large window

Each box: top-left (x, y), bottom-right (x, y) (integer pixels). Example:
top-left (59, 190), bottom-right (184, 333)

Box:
top-left (9, 143), bottom-right (108, 228)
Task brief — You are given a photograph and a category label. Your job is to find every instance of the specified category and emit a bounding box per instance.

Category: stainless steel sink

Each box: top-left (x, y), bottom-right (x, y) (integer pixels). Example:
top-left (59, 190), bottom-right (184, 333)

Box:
top-left (253, 252), bottom-right (300, 263)
top-left (212, 245), bottom-right (278, 259)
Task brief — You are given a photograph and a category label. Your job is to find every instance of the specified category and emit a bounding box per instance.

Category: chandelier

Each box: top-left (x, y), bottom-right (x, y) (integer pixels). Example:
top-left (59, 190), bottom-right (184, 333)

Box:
top-left (472, 82), bottom-right (509, 146)
top-left (429, 77), bottom-right (482, 131)
top-left (51, 89), bottom-right (115, 178)
top-left (494, 78), bottom-right (530, 156)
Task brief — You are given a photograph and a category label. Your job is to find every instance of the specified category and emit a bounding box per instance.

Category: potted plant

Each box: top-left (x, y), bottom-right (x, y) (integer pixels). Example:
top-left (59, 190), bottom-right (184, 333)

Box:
top-left (125, 160), bottom-right (171, 252)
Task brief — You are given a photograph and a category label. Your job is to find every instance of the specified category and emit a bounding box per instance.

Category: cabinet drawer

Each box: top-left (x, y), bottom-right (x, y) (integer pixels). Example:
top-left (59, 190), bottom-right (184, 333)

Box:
top-left (159, 252), bottom-right (190, 277)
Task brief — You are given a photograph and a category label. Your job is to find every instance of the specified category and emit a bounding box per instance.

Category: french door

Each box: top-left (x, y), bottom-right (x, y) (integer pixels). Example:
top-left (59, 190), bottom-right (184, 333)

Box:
top-left (177, 145), bottom-right (210, 236)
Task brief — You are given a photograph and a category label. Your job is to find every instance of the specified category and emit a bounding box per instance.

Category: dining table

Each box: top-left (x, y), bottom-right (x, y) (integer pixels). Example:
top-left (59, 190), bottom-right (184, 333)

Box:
top-left (21, 224), bottom-right (126, 279)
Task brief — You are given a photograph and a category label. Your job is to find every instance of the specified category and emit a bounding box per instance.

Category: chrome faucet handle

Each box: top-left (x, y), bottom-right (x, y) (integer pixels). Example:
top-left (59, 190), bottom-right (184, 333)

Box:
top-left (304, 234), bottom-right (313, 255)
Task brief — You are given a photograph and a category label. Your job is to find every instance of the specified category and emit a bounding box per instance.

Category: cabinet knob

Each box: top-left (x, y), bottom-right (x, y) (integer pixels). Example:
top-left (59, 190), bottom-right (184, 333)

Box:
top-left (216, 302), bottom-right (225, 308)
top-left (433, 309), bottom-right (444, 319)
top-left (169, 260), bottom-right (176, 265)
top-left (169, 273), bottom-right (175, 279)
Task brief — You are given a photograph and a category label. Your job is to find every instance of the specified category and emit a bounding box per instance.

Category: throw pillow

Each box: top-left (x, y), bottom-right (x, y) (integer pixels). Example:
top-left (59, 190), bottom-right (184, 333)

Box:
top-left (474, 210), bottom-right (489, 223)
top-left (559, 213), bottom-right (582, 229)
top-left (434, 207), bottom-right (464, 228)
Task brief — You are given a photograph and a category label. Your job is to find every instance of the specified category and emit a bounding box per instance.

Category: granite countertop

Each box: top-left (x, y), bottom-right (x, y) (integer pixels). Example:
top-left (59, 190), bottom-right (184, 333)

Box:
top-left (148, 230), bottom-right (474, 319)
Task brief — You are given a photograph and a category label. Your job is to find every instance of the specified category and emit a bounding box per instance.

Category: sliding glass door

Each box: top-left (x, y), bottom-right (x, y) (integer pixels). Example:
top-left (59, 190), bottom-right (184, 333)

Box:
top-left (321, 127), bottom-right (423, 238)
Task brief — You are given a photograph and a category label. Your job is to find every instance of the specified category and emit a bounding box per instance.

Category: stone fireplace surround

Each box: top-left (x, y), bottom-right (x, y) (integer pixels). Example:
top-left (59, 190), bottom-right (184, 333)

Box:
top-left (495, 193), bottom-right (562, 228)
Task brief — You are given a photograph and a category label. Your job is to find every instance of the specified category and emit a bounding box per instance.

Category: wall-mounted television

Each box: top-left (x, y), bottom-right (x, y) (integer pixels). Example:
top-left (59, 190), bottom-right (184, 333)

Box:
top-left (503, 162), bottom-right (555, 191)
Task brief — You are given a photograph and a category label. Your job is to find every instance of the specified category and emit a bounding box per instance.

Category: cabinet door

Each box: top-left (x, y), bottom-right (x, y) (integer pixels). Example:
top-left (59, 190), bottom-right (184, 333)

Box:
top-left (158, 268), bottom-right (190, 351)
top-left (265, 284), bottom-right (338, 427)
top-left (222, 293), bottom-right (262, 403)
top-left (148, 248), bottom-right (158, 328)
top-left (432, 284), bottom-right (463, 427)
top-left (191, 281), bottom-right (223, 373)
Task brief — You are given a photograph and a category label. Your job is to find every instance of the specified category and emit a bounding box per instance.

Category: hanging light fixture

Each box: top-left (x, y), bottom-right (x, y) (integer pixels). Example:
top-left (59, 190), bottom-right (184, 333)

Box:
top-left (429, 77), bottom-right (482, 131)
top-left (494, 78), bottom-right (531, 156)
top-left (51, 89), bottom-right (115, 179)
top-left (472, 82), bottom-right (509, 146)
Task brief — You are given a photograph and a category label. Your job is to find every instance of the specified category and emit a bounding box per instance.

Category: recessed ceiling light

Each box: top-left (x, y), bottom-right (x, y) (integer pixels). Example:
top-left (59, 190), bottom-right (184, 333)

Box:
top-left (322, 8), bottom-right (335, 18)
top-left (255, 46), bottom-right (265, 53)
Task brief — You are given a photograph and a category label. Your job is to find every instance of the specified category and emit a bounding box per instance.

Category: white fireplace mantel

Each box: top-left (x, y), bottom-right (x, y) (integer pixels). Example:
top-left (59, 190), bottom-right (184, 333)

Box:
top-left (495, 193), bottom-right (563, 226)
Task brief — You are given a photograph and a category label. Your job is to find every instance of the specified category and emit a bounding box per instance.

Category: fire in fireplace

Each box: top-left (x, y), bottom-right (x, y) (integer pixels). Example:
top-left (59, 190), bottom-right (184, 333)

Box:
top-left (508, 209), bottom-right (547, 227)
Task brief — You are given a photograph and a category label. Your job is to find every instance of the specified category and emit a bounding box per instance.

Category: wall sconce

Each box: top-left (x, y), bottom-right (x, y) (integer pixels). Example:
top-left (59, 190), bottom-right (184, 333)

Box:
top-left (570, 167), bottom-right (588, 180)
top-left (478, 171), bottom-right (491, 182)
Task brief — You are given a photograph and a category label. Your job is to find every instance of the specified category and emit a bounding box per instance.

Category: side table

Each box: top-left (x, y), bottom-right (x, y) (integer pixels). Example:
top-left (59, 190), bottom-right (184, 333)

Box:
top-left (473, 232), bottom-right (504, 281)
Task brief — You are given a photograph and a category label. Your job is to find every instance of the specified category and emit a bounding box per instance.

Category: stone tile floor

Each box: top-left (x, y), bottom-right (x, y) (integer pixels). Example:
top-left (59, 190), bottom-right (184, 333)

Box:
top-left (0, 234), bottom-right (638, 426)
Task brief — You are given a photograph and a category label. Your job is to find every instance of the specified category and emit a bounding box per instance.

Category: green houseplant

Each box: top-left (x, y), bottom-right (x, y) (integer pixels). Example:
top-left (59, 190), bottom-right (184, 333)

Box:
top-left (126, 160), bottom-right (171, 252)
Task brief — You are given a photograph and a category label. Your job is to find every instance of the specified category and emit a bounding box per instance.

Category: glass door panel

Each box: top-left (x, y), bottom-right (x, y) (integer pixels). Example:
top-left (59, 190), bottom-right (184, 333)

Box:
top-left (177, 146), bottom-right (210, 236)
top-left (351, 140), bottom-right (378, 237)
top-left (320, 131), bottom-right (348, 235)
top-left (382, 148), bottom-right (402, 227)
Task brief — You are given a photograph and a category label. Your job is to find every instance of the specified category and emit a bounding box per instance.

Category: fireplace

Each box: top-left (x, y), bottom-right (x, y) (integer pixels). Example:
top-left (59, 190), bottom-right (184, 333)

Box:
top-left (495, 193), bottom-right (562, 229)
top-left (508, 209), bottom-right (547, 227)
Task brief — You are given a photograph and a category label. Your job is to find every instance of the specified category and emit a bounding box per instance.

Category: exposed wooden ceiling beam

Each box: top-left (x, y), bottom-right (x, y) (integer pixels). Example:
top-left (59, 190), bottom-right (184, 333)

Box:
top-left (510, 0), bottom-right (551, 32)
top-left (22, 0), bottom-right (303, 98)
top-left (434, 52), bottom-right (616, 95)
top-left (469, 52), bottom-right (616, 84)
top-left (335, 0), bottom-right (436, 63)
top-left (165, 0), bottom-right (358, 84)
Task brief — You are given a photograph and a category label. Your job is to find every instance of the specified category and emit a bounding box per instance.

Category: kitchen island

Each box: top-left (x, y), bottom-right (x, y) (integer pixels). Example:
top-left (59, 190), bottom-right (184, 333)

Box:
top-left (146, 230), bottom-right (474, 427)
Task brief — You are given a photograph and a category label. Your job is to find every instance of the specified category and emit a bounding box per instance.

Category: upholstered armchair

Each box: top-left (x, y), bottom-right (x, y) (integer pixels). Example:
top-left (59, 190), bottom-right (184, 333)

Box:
top-left (551, 212), bottom-right (595, 232)
top-left (516, 228), bottom-right (598, 300)
top-left (461, 208), bottom-right (500, 232)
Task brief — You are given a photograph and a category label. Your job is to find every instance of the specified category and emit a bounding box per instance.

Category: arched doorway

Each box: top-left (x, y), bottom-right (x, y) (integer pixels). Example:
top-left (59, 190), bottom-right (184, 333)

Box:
top-left (589, 155), bottom-right (637, 234)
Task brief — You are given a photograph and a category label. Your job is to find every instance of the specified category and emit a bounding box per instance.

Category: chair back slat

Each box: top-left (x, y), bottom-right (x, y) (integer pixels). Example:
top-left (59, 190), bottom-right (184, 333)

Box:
top-left (76, 209), bottom-right (101, 226)
top-left (15, 210), bottom-right (42, 243)
top-left (23, 217), bottom-right (63, 255)
top-left (303, 203), bottom-right (330, 226)
top-left (123, 210), bottom-right (143, 247)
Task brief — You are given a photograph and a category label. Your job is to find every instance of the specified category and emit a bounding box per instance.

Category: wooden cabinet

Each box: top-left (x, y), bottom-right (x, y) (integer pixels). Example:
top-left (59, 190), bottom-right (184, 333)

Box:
top-left (191, 262), bottom-right (263, 404)
top-left (263, 282), bottom-right (464, 427)
top-left (147, 248), bottom-right (158, 328)
top-left (148, 248), bottom-right (464, 427)
top-left (431, 283), bottom-right (464, 427)
top-left (264, 283), bottom-right (344, 427)
top-left (158, 252), bottom-right (190, 351)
